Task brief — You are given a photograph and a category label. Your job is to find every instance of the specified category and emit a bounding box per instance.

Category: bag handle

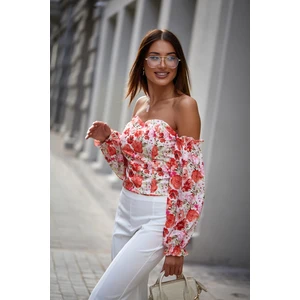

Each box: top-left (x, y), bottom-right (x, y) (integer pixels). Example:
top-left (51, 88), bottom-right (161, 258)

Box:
top-left (154, 272), bottom-right (184, 285)
top-left (157, 271), bottom-right (193, 300)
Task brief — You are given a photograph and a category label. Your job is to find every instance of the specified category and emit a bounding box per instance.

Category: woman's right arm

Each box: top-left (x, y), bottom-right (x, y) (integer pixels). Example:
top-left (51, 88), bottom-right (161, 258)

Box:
top-left (85, 121), bottom-right (126, 180)
top-left (85, 96), bottom-right (146, 180)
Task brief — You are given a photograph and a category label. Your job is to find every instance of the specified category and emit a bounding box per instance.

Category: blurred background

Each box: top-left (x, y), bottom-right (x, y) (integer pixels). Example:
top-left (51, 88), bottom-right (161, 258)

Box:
top-left (50, 0), bottom-right (249, 298)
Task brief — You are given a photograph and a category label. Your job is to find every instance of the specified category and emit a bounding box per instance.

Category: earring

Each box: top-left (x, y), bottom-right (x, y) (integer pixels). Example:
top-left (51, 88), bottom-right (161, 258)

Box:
top-left (142, 68), bottom-right (145, 76)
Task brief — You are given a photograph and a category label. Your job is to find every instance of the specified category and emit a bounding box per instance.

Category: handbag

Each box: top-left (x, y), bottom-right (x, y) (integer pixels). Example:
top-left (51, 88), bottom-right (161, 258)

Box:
top-left (148, 271), bottom-right (210, 300)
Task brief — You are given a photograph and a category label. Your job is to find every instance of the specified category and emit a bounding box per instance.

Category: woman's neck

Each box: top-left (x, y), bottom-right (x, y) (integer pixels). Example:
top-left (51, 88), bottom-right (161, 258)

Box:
top-left (147, 84), bottom-right (178, 106)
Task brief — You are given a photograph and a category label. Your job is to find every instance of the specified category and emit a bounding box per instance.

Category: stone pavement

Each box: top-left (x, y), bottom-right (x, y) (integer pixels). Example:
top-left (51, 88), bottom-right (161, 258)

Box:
top-left (50, 130), bottom-right (250, 300)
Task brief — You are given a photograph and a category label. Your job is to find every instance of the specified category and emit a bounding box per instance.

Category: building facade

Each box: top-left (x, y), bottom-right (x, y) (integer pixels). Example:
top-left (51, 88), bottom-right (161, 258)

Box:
top-left (50, 0), bottom-right (250, 268)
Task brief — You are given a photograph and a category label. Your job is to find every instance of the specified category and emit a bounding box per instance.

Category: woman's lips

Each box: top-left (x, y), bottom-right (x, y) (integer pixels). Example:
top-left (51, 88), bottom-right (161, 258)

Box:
top-left (154, 72), bottom-right (169, 79)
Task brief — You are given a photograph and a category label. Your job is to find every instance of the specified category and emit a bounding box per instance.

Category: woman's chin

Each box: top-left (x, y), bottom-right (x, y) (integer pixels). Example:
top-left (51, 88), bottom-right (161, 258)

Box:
top-left (148, 77), bottom-right (174, 87)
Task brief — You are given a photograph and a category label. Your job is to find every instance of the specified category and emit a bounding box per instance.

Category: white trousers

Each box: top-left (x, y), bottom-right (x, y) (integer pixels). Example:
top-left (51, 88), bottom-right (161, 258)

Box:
top-left (89, 187), bottom-right (167, 300)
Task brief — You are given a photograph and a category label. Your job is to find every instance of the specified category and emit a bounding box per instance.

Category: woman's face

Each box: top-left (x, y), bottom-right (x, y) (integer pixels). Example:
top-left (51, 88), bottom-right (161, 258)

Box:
top-left (144, 40), bottom-right (178, 87)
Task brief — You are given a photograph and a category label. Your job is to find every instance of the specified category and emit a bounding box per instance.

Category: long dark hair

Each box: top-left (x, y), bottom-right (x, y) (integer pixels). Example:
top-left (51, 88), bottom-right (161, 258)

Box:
top-left (126, 29), bottom-right (191, 106)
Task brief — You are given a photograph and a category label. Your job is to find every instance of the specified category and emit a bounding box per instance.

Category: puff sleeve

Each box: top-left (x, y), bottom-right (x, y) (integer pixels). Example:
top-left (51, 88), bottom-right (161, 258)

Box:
top-left (94, 130), bottom-right (126, 180)
top-left (163, 136), bottom-right (205, 256)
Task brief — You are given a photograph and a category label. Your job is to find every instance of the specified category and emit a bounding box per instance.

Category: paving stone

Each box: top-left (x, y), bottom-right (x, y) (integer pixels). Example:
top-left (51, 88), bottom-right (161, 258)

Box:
top-left (50, 286), bottom-right (61, 294)
top-left (51, 295), bottom-right (64, 300)
top-left (62, 296), bottom-right (79, 300)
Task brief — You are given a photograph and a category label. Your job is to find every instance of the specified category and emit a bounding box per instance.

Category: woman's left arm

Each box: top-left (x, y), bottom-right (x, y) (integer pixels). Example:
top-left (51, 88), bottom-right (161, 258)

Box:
top-left (162, 97), bottom-right (205, 276)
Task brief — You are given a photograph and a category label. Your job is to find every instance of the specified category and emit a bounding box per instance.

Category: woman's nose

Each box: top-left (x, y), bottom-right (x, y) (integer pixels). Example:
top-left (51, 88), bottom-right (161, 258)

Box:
top-left (159, 57), bottom-right (166, 67)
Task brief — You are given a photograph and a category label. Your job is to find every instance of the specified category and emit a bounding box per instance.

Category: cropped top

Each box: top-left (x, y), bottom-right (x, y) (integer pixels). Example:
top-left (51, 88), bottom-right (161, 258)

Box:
top-left (94, 115), bottom-right (205, 256)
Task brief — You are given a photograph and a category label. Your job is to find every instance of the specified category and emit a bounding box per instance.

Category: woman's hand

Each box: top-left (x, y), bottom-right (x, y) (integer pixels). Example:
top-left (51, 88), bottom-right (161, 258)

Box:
top-left (161, 255), bottom-right (184, 276)
top-left (85, 121), bottom-right (111, 142)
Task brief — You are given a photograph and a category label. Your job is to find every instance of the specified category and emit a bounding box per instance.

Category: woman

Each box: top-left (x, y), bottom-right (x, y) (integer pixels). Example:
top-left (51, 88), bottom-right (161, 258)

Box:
top-left (85, 29), bottom-right (205, 300)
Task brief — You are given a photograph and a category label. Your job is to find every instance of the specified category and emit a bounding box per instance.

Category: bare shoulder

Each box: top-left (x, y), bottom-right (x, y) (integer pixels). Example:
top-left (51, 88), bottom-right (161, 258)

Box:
top-left (132, 95), bottom-right (148, 117)
top-left (174, 95), bottom-right (199, 111)
top-left (174, 95), bottom-right (201, 139)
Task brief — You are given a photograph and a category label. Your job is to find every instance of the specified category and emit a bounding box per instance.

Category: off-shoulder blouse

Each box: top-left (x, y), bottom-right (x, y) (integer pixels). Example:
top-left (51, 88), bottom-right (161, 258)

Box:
top-left (94, 115), bottom-right (205, 256)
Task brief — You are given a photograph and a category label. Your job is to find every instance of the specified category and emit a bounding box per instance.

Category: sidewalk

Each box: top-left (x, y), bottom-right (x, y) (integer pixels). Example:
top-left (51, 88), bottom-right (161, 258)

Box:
top-left (50, 131), bottom-right (250, 300)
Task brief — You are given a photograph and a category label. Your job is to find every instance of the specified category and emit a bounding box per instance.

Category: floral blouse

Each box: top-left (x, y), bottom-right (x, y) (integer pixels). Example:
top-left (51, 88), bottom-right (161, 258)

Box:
top-left (94, 115), bottom-right (205, 256)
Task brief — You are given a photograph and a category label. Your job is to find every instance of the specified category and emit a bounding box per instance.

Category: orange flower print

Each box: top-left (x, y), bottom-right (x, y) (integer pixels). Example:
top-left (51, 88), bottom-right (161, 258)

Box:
top-left (172, 246), bottom-right (182, 256)
top-left (127, 135), bottom-right (134, 144)
top-left (182, 179), bottom-right (193, 192)
top-left (182, 169), bottom-right (188, 181)
top-left (128, 170), bottom-right (134, 177)
top-left (192, 170), bottom-right (203, 182)
top-left (123, 128), bottom-right (130, 135)
top-left (186, 141), bottom-right (194, 152)
top-left (182, 159), bottom-right (188, 168)
top-left (174, 150), bottom-right (181, 160)
top-left (145, 130), bottom-right (150, 140)
top-left (153, 160), bottom-right (160, 168)
top-left (132, 175), bottom-right (143, 188)
top-left (124, 179), bottom-right (134, 191)
top-left (157, 167), bottom-right (164, 177)
top-left (132, 162), bottom-right (141, 172)
top-left (163, 228), bottom-right (169, 237)
top-left (175, 220), bottom-right (185, 230)
top-left (178, 209), bottom-right (185, 219)
top-left (166, 125), bottom-right (176, 136)
top-left (176, 199), bottom-right (183, 207)
top-left (171, 175), bottom-right (182, 189)
top-left (176, 138), bottom-right (184, 150)
top-left (150, 179), bottom-right (158, 193)
top-left (166, 158), bottom-right (177, 170)
top-left (152, 145), bottom-right (158, 159)
top-left (134, 130), bottom-right (143, 137)
top-left (122, 144), bottom-right (134, 156)
top-left (165, 214), bottom-right (175, 228)
top-left (186, 210), bottom-right (199, 222)
top-left (167, 197), bottom-right (172, 207)
top-left (169, 189), bottom-right (179, 199)
top-left (132, 140), bottom-right (143, 153)
top-left (107, 145), bottom-right (116, 156)
top-left (98, 117), bottom-right (205, 257)
top-left (137, 117), bottom-right (143, 126)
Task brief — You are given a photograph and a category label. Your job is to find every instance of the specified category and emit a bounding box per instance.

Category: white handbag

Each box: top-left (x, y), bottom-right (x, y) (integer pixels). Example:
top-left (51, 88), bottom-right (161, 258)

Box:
top-left (148, 271), bottom-right (209, 300)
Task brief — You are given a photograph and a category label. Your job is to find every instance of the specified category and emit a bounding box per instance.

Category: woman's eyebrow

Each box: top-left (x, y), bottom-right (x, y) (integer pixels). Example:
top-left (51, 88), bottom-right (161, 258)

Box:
top-left (148, 52), bottom-right (176, 55)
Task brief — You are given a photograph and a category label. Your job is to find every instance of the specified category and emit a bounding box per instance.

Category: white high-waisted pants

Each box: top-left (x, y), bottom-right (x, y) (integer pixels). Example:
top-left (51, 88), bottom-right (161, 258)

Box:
top-left (89, 187), bottom-right (167, 300)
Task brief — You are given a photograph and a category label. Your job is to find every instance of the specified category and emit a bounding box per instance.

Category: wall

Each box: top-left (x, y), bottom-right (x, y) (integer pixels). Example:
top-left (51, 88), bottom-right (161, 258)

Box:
top-left (51, 0), bottom-right (250, 268)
